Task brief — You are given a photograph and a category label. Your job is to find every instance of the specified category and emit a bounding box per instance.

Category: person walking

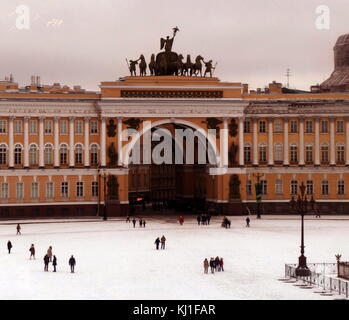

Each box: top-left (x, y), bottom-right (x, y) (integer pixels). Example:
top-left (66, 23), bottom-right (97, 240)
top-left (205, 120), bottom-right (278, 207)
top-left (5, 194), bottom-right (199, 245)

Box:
top-left (7, 241), bottom-right (12, 254)
top-left (142, 219), bottom-right (146, 228)
top-left (178, 216), bottom-right (184, 225)
top-left (219, 257), bottom-right (224, 272)
top-left (215, 256), bottom-right (220, 271)
top-left (207, 215), bottom-right (211, 225)
top-left (132, 218), bottom-right (136, 228)
top-left (29, 244), bottom-right (35, 259)
top-left (139, 218), bottom-right (143, 227)
top-left (47, 246), bottom-right (53, 262)
top-left (246, 217), bottom-right (250, 227)
top-left (203, 258), bottom-right (209, 274)
top-left (209, 258), bottom-right (215, 274)
top-left (197, 215), bottom-right (201, 225)
top-left (160, 235), bottom-right (166, 250)
top-left (126, 215), bottom-right (130, 223)
top-left (43, 254), bottom-right (50, 272)
top-left (52, 255), bottom-right (57, 272)
top-left (16, 224), bottom-right (21, 235)
top-left (154, 237), bottom-right (160, 250)
top-left (69, 255), bottom-right (76, 273)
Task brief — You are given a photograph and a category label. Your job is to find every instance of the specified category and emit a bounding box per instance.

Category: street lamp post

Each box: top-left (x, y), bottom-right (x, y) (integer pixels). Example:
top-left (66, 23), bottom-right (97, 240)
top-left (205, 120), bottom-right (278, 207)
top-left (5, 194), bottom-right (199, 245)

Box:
top-left (254, 173), bottom-right (263, 219)
top-left (290, 182), bottom-right (311, 277)
top-left (103, 172), bottom-right (108, 221)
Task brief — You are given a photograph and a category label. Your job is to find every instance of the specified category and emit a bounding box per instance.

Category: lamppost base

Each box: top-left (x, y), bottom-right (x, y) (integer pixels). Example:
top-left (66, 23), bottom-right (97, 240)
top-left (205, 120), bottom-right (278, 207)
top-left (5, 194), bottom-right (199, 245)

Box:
top-left (295, 255), bottom-right (311, 277)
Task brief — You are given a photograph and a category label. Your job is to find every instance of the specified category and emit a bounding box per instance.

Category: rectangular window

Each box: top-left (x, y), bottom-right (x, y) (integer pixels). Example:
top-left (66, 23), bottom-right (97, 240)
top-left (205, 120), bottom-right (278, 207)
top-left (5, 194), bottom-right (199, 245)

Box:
top-left (31, 182), bottom-right (39, 199)
top-left (275, 179), bottom-right (283, 195)
top-left (259, 120), bottom-right (266, 133)
top-left (0, 120), bottom-right (7, 133)
top-left (61, 182), bottom-right (69, 198)
top-left (46, 182), bottom-right (54, 199)
top-left (246, 180), bottom-right (252, 195)
top-left (337, 120), bottom-right (344, 133)
top-left (260, 180), bottom-right (267, 195)
top-left (14, 120), bottom-right (22, 134)
top-left (92, 181), bottom-right (99, 197)
top-left (306, 180), bottom-right (313, 196)
top-left (16, 182), bottom-right (23, 200)
top-left (337, 145), bottom-right (345, 163)
top-left (60, 119), bottom-right (68, 134)
top-left (321, 180), bottom-right (329, 195)
top-left (291, 180), bottom-right (298, 195)
top-left (29, 120), bottom-right (37, 134)
top-left (305, 146), bottom-right (313, 163)
top-left (259, 145), bottom-right (267, 162)
top-left (321, 120), bottom-right (328, 133)
top-left (76, 181), bottom-right (84, 198)
top-left (90, 120), bottom-right (98, 134)
top-left (274, 120), bottom-right (283, 133)
top-left (44, 120), bottom-right (53, 134)
top-left (321, 145), bottom-right (329, 162)
top-left (1, 182), bottom-right (9, 199)
top-left (305, 120), bottom-right (313, 133)
top-left (290, 120), bottom-right (298, 133)
top-left (244, 146), bottom-right (251, 163)
top-left (338, 180), bottom-right (345, 195)
top-left (290, 146), bottom-right (298, 163)
top-left (75, 120), bottom-right (83, 134)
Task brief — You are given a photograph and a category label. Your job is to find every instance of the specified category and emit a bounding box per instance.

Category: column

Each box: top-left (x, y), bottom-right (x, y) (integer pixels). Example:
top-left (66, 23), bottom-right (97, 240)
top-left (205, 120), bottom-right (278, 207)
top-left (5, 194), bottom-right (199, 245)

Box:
top-left (238, 117), bottom-right (244, 166)
top-left (268, 117), bottom-right (274, 166)
top-left (346, 117), bottom-right (349, 166)
top-left (24, 117), bottom-right (29, 168)
top-left (220, 117), bottom-right (229, 167)
top-left (252, 117), bottom-right (258, 166)
top-left (330, 116), bottom-right (336, 165)
top-left (8, 116), bottom-right (14, 168)
top-left (314, 117), bottom-right (320, 166)
top-left (283, 117), bottom-right (289, 166)
top-left (299, 117), bottom-right (305, 166)
top-left (84, 117), bottom-right (90, 167)
top-left (69, 117), bottom-right (75, 167)
top-left (39, 117), bottom-right (45, 167)
top-left (54, 117), bottom-right (60, 167)
top-left (100, 117), bottom-right (107, 167)
top-left (117, 117), bottom-right (123, 167)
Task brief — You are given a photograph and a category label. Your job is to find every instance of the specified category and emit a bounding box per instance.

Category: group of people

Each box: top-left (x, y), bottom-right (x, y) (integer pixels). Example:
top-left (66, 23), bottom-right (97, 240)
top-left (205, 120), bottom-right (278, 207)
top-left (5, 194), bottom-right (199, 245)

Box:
top-left (197, 214), bottom-right (212, 225)
top-left (221, 217), bottom-right (231, 228)
top-left (154, 235), bottom-right (166, 250)
top-left (203, 257), bottom-right (224, 274)
top-left (127, 217), bottom-right (147, 228)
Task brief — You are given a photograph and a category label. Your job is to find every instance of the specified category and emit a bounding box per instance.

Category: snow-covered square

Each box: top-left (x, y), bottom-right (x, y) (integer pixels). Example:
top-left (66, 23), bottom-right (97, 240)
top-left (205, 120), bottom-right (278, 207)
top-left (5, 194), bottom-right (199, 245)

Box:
top-left (0, 216), bottom-right (348, 300)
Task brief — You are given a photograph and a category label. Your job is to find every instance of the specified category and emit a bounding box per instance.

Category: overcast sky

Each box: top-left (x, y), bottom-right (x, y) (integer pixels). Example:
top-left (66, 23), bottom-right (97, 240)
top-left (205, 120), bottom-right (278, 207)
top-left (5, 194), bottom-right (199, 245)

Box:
top-left (0, 0), bottom-right (348, 91)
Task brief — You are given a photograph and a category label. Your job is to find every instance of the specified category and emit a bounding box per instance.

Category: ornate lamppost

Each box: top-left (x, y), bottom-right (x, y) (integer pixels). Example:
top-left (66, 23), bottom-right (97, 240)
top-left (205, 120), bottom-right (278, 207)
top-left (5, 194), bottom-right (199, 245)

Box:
top-left (289, 182), bottom-right (311, 277)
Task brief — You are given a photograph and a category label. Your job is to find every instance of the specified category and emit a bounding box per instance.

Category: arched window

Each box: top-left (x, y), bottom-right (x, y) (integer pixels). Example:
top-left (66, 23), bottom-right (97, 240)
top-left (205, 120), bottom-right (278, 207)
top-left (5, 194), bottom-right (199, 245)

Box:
top-left (60, 144), bottom-right (68, 165)
top-left (0, 144), bottom-right (7, 165)
top-left (14, 144), bottom-right (22, 165)
top-left (336, 143), bottom-right (345, 163)
top-left (29, 144), bottom-right (38, 165)
top-left (90, 144), bottom-right (98, 165)
top-left (321, 143), bottom-right (329, 163)
top-left (75, 144), bottom-right (83, 165)
top-left (274, 143), bottom-right (283, 162)
top-left (44, 144), bottom-right (53, 165)
top-left (259, 144), bottom-right (267, 163)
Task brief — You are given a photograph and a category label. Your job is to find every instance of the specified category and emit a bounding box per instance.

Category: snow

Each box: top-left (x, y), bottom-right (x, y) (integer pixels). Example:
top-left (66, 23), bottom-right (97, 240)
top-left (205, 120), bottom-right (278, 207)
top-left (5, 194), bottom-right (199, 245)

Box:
top-left (0, 215), bottom-right (348, 300)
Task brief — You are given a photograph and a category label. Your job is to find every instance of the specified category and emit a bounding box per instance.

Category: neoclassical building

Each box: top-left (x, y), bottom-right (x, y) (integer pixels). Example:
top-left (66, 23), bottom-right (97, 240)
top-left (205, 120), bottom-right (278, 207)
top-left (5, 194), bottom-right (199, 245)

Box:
top-left (1, 34), bottom-right (349, 217)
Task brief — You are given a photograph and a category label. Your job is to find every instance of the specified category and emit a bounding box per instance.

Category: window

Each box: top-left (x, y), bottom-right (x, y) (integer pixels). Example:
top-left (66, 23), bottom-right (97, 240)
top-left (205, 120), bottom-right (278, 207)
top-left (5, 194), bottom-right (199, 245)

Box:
top-left (60, 119), bottom-right (68, 134)
top-left (244, 145), bottom-right (251, 163)
top-left (14, 120), bottom-right (22, 134)
top-left (44, 144), bottom-right (53, 165)
top-left (75, 120), bottom-right (83, 134)
top-left (291, 180), bottom-right (298, 195)
top-left (305, 120), bottom-right (313, 133)
top-left (243, 120), bottom-right (250, 133)
top-left (92, 181), bottom-right (99, 197)
top-left (306, 180), bottom-right (313, 196)
top-left (16, 182), bottom-right (23, 200)
top-left (321, 144), bottom-right (329, 163)
top-left (61, 182), bottom-right (69, 198)
top-left (1, 183), bottom-right (8, 199)
top-left (274, 143), bottom-right (283, 162)
top-left (259, 120), bottom-right (266, 133)
top-left (14, 144), bottom-right (22, 165)
top-left (321, 180), bottom-right (329, 195)
top-left (44, 120), bottom-right (53, 134)
top-left (29, 144), bottom-right (38, 165)
top-left (46, 182), bottom-right (54, 199)
top-left (305, 145), bottom-right (313, 163)
top-left (337, 120), bottom-right (344, 133)
top-left (0, 144), bottom-right (7, 165)
top-left (31, 182), bottom-right (39, 199)
top-left (90, 120), bottom-right (98, 134)
top-left (290, 145), bottom-right (298, 162)
top-left (0, 120), bottom-right (7, 133)
top-left (76, 181), bottom-right (84, 198)
top-left (90, 144), bottom-right (98, 165)
top-left (260, 180), bottom-right (267, 195)
top-left (290, 120), bottom-right (298, 133)
top-left (274, 120), bottom-right (283, 133)
top-left (336, 144), bottom-right (345, 163)
top-left (75, 144), bottom-right (83, 165)
top-left (321, 120), bottom-right (328, 133)
top-left (259, 144), bottom-right (267, 163)
top-left (246, 180), bottom-right (252, 195)
top-left (338, 180), bottom-right (345, 195)
top-left (29, 120), bottom-right (37, 134)
top-left (60, 144), bottom-right (68, 165)
top-left (275, 179), bottom-right (283, 194)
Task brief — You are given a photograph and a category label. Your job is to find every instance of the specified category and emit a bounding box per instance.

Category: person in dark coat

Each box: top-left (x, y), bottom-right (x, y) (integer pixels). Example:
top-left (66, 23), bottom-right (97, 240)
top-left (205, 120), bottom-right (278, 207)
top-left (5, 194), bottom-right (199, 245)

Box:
top-left (29, 244), bottom-right (35, 259)
top-left (43, 254), bottom-right (50, 271)
top-left (203, 258), bottom-right (209, 274)
top-left (219, 258), bottom-right (224, 272)
top-left (52, 255), bottom-right (57, 272)
top-left (139, 218), bottom-right (143, 227)
top-left (207, 215), bottom-right (211, 225)
top-left (197, 215), bottom-right (201, 225)
top-left (215, 256), bottom-right (220, 271)
top-left (69, 255), bottom-right (76, 273)
top-left (132, 218), bottom-right (136, 228)
top-left (126, 215), bottom-right (130, 223)
top-left (160, 235), bottom-right (166, 249)
top-left (142, 220), bottom-right (146, 228)
top-left (246, 217), bottom-right (250, 227)
top-left (209, 258), bottom-right (215, 274)
top-left (7, 241), bottom-right (12, 254)
top-left (16, 224), bottom-right (21, 235)
top-left (154, 237), bottom-right (160, 250)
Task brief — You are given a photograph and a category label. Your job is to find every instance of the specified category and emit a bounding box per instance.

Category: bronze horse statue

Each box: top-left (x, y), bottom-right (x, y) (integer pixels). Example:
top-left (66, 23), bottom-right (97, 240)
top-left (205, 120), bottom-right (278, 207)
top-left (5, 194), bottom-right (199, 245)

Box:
top-left (149, 54), bottom-right (158, 76)
top-left (139, 54), bottom-right (147, 76)
top-left (192, 55), bottom-right (204, 77)
top-left (183, 54), bottom-right (194, 76)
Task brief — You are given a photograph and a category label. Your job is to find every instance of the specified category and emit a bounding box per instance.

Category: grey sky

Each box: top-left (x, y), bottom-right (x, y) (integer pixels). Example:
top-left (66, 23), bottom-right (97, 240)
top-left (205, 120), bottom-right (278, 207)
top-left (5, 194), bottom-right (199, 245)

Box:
top-left (0, 0), bottom-right (348, 91)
